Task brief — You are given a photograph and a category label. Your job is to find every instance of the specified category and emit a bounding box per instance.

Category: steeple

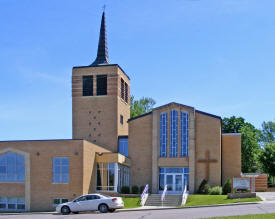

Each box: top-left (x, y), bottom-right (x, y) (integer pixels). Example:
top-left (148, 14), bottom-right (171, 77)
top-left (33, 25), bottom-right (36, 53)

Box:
top-left (91, 11), bottom-right (110, 66)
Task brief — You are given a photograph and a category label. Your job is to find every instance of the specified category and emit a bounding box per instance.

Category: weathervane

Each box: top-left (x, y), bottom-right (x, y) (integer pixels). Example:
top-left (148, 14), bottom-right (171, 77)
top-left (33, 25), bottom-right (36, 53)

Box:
top-left (102, 4), bottom-right (106, 12)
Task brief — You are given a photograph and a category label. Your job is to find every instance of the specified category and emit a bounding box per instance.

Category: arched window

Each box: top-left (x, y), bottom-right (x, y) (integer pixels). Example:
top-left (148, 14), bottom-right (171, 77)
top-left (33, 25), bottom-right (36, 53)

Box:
top-left (0, 152), bottom-right (25, 182)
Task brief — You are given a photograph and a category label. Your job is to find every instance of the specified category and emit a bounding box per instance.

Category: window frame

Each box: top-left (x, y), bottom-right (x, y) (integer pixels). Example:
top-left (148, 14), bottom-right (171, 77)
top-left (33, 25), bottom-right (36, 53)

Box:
top-left (52, 198), bottom-right (69, 206)
top-left (170, 109), bottom-right (178, 157)
top-left (0, 152), bottom-right (25, 183)
top-left (180, 111), bottom-right (189, 157)
top-left (118, 136), bottom-right (128, 157)
top-left (159, 112), bottom-right (168, 157)
top-left (121, 78), bottom-right (125, 100)
top-left (82, 75), bottom-right (93, 96)
top-left (120, 115), bottom-right (123, 125)
top-left (52, 157), bottom-right (69, 184)
top-left (0, 197), bottom-right (25, 211)
top-left (96, 162), bottom-right (117, 192)
top-left (96, 75), bottom-right (107, 96)
top-left (124, 82), bottom-right (128, 104)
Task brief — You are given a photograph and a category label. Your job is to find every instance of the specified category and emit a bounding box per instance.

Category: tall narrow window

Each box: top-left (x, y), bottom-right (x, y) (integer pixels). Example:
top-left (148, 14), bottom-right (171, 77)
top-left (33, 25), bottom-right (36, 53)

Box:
top-left (170, 109), bottom-right (178, 157)
top-left (96, 75), bottom-right (107, 96)
top-left (160, 112), bottom-right (168, 157)
top-left (180, 111), bottom-right (189, 157)
top-left (82, 76), bottom-right (93, 96)
top-left (121, 78), bottom-right (124, 100)
top-left (52, 157), bottom-right (69, 183)
top-left (120, 115), bottom-right (123, 125)
top-left (118, 136), bottom-right (128, 157)
top-left (125, 82), bottom-right (128, 103)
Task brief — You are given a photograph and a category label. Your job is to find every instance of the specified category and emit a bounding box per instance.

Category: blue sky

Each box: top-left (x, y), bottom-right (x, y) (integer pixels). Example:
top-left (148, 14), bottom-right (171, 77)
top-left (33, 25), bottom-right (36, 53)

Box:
top-left (0, 0), bottom-right (275, 140)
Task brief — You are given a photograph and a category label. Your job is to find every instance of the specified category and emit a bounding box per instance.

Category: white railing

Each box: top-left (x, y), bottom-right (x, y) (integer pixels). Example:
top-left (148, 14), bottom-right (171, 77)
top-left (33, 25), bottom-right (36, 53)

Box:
top-left (161, 185), bottom-right (168, 207)
top-left (181, 185), bottom-right (189, 206)
top-left (140, 184), bottom-right (149, 206)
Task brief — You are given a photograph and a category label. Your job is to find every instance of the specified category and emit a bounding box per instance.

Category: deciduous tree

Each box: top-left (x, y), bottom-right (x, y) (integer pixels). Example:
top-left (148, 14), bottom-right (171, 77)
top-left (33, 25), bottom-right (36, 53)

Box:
top-left (130, 96), bottom-right (156, 118)
top-left (222, 116), bottom-right (261, 173)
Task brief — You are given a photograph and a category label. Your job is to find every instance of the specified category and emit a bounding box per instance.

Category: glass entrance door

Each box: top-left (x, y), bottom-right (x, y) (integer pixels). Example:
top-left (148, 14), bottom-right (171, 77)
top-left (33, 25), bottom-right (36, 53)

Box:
top-left (165, 174), bottom-right (183, 193)
top-left (175, 174), bottom-right (183, 192)
top-left (166, 174), bottom-right (173, 191)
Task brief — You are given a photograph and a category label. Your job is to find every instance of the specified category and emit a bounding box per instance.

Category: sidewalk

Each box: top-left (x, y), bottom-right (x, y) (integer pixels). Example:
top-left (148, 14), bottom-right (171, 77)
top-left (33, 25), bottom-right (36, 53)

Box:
top-left (118, 201), bottom-right (261, 212)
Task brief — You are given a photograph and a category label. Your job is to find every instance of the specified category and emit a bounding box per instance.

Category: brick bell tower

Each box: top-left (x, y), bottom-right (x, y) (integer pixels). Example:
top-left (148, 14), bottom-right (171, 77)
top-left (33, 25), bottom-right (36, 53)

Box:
top-left (72, 11), bottom-right (130, 152)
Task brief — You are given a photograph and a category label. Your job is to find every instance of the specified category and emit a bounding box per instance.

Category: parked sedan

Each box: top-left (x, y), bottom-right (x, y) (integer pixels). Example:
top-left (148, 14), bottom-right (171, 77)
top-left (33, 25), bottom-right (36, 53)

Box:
top-left (56, 194), bottom-right (124, 214)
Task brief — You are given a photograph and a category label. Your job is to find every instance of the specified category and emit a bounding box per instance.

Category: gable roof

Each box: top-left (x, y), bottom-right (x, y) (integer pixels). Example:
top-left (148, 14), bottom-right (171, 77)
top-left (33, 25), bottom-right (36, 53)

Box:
top-left (128, 102), bottom-right (221, 122)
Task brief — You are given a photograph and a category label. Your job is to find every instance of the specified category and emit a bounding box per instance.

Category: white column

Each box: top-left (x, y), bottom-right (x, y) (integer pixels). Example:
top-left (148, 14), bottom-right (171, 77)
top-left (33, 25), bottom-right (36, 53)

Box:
top-left (114, 163), bottom-right (119, 192)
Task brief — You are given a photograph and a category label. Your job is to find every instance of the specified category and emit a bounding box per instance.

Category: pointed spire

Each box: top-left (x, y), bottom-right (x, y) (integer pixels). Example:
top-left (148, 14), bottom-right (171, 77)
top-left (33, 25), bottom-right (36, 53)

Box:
top-left (91, 11), bottom-right (110, 66)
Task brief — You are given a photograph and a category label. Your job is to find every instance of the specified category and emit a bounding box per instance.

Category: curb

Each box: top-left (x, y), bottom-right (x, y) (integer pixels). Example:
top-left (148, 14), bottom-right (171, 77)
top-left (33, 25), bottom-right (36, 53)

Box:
top-left (0, 202), bottom-right (262, 215)
top-left (117, 201), bottom-right (261, 213)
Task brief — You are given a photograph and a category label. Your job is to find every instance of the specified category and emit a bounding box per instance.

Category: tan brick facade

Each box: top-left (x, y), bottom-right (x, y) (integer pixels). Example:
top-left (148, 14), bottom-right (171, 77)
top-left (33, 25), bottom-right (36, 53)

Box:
top-left (195, 112), bottom-right (222, 190)
top-left (72, 65), bottom-right (130, 152)
top-left (0, 140), bottom-right (109, 211)
top-left (128, 113), bottom-right (152, 188)
top-left (129, 103), bottom-right (240, 194)
top-left (222, 134), bottom-right (241, 184)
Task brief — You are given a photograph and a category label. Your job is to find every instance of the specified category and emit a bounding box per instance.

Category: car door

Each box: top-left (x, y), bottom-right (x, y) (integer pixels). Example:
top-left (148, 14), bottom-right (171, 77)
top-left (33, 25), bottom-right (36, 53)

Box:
top-left (86, 195), bottom-right (101, 211)
top-left (71, 196), bottom-right (90, 212)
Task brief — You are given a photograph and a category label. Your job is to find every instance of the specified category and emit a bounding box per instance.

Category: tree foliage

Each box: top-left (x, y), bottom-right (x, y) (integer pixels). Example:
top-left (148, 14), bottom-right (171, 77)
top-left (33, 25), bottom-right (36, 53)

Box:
top-left (260, 121), bottom-right (275, 144)
top-left (222, 116), bottom-right (260, 173)
top-left (130, 96), bottom-right (156, 118)
top-left (259, 143), bottom-right (275, 178)
top-left (222, 178), bottom-right (232, 194)
top-left (198, 179), bottom-right (210, 194)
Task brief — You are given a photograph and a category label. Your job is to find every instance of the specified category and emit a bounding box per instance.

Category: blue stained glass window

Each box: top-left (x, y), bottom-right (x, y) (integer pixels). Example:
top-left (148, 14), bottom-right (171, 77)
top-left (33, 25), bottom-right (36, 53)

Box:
top-left (180, 111), bottom-right (189, 157)
top-left (160, 112), bottom-right (168, 157)
top-left (118, 137), bottom-right (128, 157)
top-left (52, 158), bottom-right (69, 183)
top-left (170, 109), bottom-right (178, 157)
top-left (0, 152), bottom-right (25, 182)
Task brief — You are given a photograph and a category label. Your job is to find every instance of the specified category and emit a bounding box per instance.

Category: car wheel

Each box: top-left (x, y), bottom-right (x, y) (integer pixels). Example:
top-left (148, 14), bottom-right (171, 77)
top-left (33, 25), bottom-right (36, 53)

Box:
top-left (108, 209), bottom-right (116, 213)
top-left (98, 204), bottom-right (108, 213)
top-left (61, 206), bottom-right (71, 215)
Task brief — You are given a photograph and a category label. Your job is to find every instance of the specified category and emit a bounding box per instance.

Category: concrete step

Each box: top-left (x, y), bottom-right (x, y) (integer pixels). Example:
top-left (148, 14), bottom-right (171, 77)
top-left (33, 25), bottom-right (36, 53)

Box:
top-left (145, 194), bottom-right (182, 207)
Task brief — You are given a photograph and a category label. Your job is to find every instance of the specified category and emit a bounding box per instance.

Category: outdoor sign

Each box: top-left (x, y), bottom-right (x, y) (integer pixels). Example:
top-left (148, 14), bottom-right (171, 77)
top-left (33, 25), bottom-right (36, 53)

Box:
top-left (233, 177), bottom-right (250, 190)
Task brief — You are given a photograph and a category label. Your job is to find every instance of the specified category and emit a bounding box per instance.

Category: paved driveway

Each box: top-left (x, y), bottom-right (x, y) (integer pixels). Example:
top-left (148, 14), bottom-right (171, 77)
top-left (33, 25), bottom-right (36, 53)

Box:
top-left (1, 203), bottom-right (275, 219)
top-left (257, 192), bottom-right (275, 202)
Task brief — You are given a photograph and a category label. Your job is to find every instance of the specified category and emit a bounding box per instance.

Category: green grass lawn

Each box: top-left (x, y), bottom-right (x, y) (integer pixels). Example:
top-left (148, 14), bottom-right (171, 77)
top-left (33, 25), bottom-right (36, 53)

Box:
top-left (184, 195), bottom-right (262, 207)
top-left (122, 197), bottom-right (141, 209)
top-left (207, 213), bottom-right (275, 219)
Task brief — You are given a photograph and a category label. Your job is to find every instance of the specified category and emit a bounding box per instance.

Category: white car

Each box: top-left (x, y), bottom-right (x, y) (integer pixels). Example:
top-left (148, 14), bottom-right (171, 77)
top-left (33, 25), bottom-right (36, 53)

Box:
top-left (56, 194), bottom-right (124, 214)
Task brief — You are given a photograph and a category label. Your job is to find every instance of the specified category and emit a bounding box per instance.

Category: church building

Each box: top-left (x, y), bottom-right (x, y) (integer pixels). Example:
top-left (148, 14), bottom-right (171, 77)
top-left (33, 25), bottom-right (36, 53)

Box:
top-left (0, 12), bottom-right (241, 211)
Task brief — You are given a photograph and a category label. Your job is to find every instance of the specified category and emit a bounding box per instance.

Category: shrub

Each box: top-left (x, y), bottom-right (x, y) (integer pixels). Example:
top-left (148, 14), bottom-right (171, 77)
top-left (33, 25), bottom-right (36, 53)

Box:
top-left (139, 185), bottom-right (145, 194)
top-left (198, 179), bottom-right (210, 194)
top-left (222, 178), bottom-right (232, 195)
top-left (210, 186), bottom-right (222, 195)
top-left (131, 185), bottom-right (139, 194)
top-left (121, 186), bottom-right (130, 194)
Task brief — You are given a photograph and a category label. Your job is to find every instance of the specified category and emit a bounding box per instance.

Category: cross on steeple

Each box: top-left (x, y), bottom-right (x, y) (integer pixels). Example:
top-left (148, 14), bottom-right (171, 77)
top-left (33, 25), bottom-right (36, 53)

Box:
top-left (198, 150), bottom-right (217, 181)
